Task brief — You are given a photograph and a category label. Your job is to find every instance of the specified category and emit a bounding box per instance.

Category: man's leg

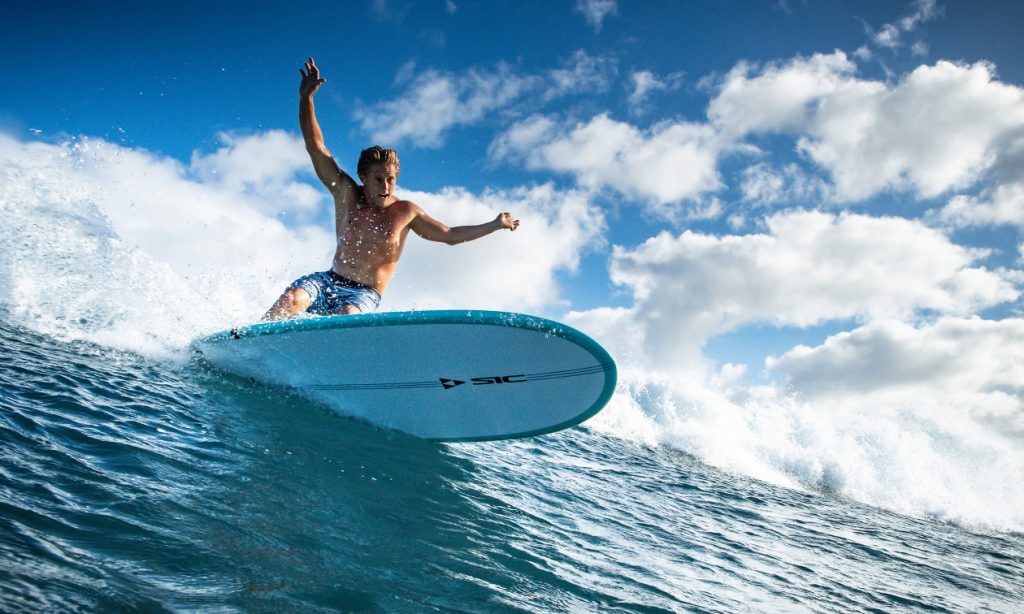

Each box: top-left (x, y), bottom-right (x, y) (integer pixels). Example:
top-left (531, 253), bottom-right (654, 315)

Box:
top-left (262, 287), bottom-right (314, 321)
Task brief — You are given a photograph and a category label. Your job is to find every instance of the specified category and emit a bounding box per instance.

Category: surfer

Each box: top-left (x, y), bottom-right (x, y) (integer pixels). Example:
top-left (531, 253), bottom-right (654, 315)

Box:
top-left (263, 57), bottom-right (520, 321)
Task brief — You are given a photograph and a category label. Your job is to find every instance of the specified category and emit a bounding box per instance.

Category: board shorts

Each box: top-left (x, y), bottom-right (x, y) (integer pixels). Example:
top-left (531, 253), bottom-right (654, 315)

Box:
top-left (289, 270), bottom-right (382, 315)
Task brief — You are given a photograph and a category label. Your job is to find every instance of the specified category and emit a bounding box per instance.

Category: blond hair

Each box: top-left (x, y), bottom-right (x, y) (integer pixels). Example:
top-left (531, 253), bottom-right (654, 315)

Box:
top-left (357, 146), bottom-right (400, 179)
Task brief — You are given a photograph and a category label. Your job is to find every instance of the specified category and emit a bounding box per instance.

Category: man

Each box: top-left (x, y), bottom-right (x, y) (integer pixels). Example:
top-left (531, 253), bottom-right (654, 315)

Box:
top-left (263, 58), bottom-right (519, 321)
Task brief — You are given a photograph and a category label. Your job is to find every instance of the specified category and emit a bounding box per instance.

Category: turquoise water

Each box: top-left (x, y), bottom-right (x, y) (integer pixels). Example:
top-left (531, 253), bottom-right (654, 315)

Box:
top-left (1, 318), bottom-right (1022, 612)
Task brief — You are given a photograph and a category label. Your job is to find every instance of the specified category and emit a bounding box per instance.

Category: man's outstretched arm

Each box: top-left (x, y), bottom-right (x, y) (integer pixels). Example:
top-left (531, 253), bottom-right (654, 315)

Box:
top-left (410, 208), bottom-right (520, 245)
top-left (299, 57), bottom-right (358, 197)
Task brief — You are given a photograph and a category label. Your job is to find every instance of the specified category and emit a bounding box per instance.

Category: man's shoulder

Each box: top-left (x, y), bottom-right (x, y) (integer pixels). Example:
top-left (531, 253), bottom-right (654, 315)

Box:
top-left (388, 199), bottom-right (422, 215)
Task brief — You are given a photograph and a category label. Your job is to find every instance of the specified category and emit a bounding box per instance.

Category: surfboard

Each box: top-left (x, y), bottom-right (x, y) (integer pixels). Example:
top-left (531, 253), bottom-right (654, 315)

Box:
top-left (194, 310), bottom-right (617, 442)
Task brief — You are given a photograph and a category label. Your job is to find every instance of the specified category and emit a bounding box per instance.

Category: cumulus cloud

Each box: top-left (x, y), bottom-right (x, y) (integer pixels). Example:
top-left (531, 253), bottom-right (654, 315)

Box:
top-left (492, 51), bottom-right (1022, 219)
top-left (575, 0), bottom-right (617, 32)
top-left (188, 130), bottom-right (323, 216)
top-left (483, 46), bottom-right (1022, 222)
top-left (937, 182), bottom-right (1024, 229)
top-left (385, 184), bottom-right (605, 312)
top-left (803, 61), bottom-right (1024, 201)
top-left (767, 317), bottom-right (1024, 441)
top-left (357, 51), bottom-right (615, 148)
top-left (709, 53), bottom-right (1024, 203)
top-left (935, 128), bottom-right (1024, 229)
top-left (768, 317), bottom-right (1024, 398)
top-left (567, 210), bottom-right (1020, 372)
top-left (739, 162), bottom-right (831, 207)
top-left (708, 52), bottom-right (865, 138)
top-left (491, 113), bottom-right (723, 218)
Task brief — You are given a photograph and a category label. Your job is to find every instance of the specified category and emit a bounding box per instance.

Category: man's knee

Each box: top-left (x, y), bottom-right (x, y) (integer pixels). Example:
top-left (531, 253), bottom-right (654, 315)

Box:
top-left (284, 287), bottom-right (313, 310)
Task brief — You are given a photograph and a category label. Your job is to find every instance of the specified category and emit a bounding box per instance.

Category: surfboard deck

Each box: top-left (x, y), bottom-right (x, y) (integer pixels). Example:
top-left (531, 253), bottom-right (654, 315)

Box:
top-left (194, 310), bottom-right (617, 442)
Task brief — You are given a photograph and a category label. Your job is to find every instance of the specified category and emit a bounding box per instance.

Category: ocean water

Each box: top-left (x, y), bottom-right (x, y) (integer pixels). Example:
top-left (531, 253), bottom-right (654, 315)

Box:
top-left (1, 318), bottom-right (1023, 612)
top-left (2, 135), bottom-right (1023, 611)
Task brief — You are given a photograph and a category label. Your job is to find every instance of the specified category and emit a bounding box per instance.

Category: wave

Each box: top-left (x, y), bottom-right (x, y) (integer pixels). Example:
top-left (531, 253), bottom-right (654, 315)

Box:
top-left (588, 366), bottom-right (1024, 533)
top-left (2, 131), bottom-right (1021, 534)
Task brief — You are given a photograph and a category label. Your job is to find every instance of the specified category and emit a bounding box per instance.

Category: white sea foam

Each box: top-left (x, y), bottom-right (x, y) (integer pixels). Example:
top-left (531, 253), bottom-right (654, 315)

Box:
top-left (0, 133), bottom-right (327, 357)
top-left (587, 365), bottom-right (1024, 533)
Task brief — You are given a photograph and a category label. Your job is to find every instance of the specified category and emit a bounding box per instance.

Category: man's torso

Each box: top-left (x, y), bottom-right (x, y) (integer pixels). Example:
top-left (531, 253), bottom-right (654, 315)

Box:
top-left (331, 194), bottom-right (417, 294)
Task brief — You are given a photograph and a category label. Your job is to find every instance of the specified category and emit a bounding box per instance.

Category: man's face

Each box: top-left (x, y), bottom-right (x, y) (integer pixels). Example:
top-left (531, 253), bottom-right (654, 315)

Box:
top-left (361, 163), bottom-right (398, 207)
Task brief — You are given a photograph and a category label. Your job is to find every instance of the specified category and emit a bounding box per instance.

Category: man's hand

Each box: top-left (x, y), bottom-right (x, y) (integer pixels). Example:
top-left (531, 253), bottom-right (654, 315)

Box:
top-left (300, 57), bottom-right (326, 98)
top-left (496, 212), bottom-right (519, 231)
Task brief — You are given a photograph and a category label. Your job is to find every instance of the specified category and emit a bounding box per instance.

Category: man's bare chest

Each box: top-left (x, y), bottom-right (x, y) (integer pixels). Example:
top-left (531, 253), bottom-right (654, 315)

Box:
top-left (340, 209), bottom-right (404, 251)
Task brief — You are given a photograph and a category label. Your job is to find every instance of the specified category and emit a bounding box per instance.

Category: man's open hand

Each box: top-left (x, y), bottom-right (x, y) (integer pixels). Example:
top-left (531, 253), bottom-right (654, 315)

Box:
top-left (497, 212), bottom-right (519, 231)
top-left (300, 57), bottom-right (326, 98)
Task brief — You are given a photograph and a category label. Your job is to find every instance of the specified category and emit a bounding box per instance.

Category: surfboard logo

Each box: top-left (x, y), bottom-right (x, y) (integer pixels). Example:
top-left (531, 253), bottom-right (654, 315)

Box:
top-left (438, 374), bottom-right (526, 389)
top-left (439, 378), bottom-right (466, 389)
top-left (471, 375), bottom-right (527, 385)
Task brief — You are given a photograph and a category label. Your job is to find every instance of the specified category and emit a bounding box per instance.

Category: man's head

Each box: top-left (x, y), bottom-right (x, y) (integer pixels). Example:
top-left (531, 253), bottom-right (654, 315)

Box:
top-left (358, 146), bottom-right (400, 208)
top-left (357, 146), bottom-right (400, 180)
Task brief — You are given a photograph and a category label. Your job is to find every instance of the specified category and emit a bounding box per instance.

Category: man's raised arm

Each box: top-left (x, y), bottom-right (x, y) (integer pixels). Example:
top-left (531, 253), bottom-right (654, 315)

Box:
top-left (299, 57), bottom-right (357, 197)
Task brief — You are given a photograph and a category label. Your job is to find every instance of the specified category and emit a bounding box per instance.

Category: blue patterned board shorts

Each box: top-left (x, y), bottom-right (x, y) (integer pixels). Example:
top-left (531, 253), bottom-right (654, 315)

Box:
top-left (289, 270), bottom-right (382, 315)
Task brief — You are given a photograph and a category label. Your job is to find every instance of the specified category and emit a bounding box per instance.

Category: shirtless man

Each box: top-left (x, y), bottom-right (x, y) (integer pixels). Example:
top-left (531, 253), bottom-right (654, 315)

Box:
top-left (263, 58), bottom-right (519, 321)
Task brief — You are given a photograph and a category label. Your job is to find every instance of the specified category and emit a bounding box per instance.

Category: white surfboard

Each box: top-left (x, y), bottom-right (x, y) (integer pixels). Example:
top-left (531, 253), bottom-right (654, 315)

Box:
top-left (194, 310), bottom-right (617, 441)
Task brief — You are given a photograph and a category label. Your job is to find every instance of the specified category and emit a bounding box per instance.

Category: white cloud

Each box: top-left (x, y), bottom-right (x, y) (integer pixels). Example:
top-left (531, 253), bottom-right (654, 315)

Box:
top-left (545, 50), bottom-right (617, 99)
top-left (709, 53), bottom-right (1024, 203)
top-left (188, 130), bottom-right (323, 216)
top-left (768, 317), bottom-right (1024, 400)
top-left (802, 60), bottom-right (1024, 201)
top-left (567, 210), bottom-right (1020, 372)
top-left (356, 65), bottom-right (530, 148)
top-left (491, 51), bottom-right (1023, 215)
top-left (491, 113), bottom-right (723, 218)
top-left (937, 182), bottom-right (1024, 229)
top-left (575, 0), bottom-right (617, 32)
top-left (935, 129), bottom-right (1024, 229)
top-left (627, 70), bottom-right (684, 114)
top-left (357, 51), bottom-right (616, 148)
top-left (739, 162), bottom-right (831, 206)
top-left (384, 183), bottom-right (605, 313)
top-left (766, 317), bottom-right (1024, 445)
top-left (708, 52), bottom-right (864, 138)
top-left (868, 0), bottom-right (940, 51)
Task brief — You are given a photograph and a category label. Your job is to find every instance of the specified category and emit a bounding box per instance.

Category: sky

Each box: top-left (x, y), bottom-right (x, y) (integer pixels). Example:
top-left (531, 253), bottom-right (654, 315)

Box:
top-left (2, 0), bottom-right (1023, 397)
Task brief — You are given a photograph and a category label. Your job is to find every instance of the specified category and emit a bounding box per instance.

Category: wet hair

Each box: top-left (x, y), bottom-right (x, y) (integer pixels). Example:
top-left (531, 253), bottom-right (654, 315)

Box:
top-left (357, 146), bottom-right (400, 179)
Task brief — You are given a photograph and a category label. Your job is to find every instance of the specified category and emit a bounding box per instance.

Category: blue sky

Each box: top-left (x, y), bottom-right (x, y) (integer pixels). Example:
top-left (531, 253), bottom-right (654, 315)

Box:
top-left (2, 0), bottom-right (1023, 390)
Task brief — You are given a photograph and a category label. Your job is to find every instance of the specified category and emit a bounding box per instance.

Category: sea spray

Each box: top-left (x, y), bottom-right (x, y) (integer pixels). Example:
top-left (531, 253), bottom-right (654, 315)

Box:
top-left (0, 133), bottom-right (328, 356)
top-left (588, 367), bottom-right (1024, 533)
